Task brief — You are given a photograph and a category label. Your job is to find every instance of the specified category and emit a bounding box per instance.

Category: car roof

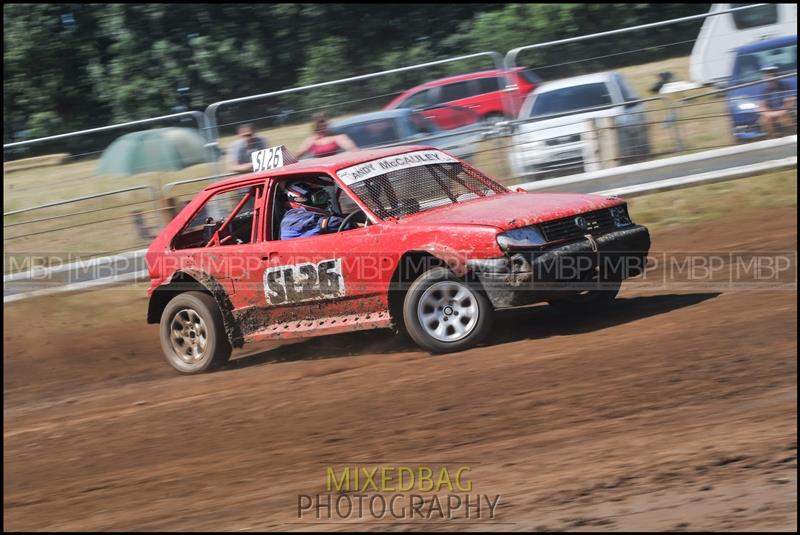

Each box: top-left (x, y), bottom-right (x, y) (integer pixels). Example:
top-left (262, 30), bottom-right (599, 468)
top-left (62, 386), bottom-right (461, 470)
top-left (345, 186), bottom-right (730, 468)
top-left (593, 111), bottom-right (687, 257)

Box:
top-left (205, 144), bottom-right (442, 191)
top-left (736, 34), bottom-right (797, 54)
top-left (532, 72), bottom-right (616, 93)
top-left (412, 67), bottom-right (524, 89)
top-left (330, 109), bottom-right (411, 128)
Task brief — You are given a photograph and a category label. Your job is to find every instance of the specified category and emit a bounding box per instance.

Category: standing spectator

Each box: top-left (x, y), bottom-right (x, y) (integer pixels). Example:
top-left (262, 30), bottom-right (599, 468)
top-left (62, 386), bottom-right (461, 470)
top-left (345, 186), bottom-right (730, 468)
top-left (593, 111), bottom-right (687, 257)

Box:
top-left (296, 113), bottom-right (358, 159)
top-left (228, 123), bottom-right (268, 173)
top-left (758, 66), bottom-right (796, 138)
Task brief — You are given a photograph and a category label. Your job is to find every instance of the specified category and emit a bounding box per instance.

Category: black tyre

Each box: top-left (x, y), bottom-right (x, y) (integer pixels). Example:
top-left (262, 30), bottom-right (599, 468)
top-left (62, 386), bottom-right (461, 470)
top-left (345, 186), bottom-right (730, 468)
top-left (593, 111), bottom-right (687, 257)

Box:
top-left (160, 291), bottom-right (232, 374)
top-left (402, 267), bottom-right (494, 353)
top-left (548, 279), bottom-right (621, 313)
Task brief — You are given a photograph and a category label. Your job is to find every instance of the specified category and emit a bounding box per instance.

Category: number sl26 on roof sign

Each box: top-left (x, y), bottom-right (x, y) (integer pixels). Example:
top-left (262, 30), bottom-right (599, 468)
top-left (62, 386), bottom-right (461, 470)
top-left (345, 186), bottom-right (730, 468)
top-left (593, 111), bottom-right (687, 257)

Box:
top-left (251, 145), bottom-right (298, 173)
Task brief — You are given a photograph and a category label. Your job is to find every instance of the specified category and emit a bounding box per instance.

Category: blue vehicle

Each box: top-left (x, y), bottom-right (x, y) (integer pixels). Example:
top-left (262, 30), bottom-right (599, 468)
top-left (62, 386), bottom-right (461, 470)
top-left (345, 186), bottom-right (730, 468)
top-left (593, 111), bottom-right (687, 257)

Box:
top-left (726, 35), bottom-right (797, 141)
top-left (327, 107), bottom-right (485, 161)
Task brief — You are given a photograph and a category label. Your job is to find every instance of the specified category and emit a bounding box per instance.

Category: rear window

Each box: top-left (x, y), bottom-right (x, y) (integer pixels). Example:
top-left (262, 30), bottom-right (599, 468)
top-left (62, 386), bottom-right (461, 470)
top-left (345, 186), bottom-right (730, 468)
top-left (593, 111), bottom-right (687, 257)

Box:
top-left (335, 119), bottom-right (401, 148)
top-left (337, 150), bottom-right (507, 219)
top-left (519, 69), bottom-right (542, 86)
top-left (476, 76), bottom-right (503, 93)
top-left (731, 4), bottom-right (778, 29)
top-left (528, 82), bottom-right (613, 118)
top-left (173, 185), bottom-right (261, 250)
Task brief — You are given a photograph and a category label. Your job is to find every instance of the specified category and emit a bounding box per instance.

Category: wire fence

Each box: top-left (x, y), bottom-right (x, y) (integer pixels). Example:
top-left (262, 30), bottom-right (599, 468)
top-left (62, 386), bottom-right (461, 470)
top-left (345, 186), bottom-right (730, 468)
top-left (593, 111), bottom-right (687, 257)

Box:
top-left (3, 3), bottom-right (797, 275)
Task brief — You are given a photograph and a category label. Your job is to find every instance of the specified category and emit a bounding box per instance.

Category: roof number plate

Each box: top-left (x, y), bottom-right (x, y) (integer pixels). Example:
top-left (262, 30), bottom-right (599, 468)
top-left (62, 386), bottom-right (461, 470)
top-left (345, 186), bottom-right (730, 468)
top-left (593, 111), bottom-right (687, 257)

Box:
top-left (252, 145), bottom-right (285, 172)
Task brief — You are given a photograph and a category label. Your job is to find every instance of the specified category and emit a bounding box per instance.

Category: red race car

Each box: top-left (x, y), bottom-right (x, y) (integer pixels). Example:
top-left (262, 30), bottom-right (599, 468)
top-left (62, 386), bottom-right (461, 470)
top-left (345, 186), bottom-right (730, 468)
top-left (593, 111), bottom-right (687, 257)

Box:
top-left (146, 145), bottom-right (650, 374)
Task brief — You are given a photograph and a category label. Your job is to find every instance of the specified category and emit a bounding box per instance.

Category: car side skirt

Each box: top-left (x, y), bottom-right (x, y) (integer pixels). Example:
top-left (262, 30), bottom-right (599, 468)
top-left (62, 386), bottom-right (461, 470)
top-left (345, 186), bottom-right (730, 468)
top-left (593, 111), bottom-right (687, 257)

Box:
top-left (241, 310), bottom-right (393, 343)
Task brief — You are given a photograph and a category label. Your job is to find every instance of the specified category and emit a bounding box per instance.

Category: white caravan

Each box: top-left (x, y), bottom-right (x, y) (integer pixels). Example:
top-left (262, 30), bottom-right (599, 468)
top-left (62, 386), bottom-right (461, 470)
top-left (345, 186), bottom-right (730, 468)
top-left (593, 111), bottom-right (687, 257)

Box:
top-left (690, 3), bottom-right (797, 85)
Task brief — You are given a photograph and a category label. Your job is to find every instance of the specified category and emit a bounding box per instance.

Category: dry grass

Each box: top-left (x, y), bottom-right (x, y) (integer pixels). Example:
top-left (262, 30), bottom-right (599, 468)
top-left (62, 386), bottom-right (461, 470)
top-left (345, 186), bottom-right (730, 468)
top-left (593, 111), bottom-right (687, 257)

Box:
top-left (0, 54), bottom-right (762, 258)
top-left (629, 168), bottom-right (797, 231)
top-left (3, 153), bottom-right (69, 173)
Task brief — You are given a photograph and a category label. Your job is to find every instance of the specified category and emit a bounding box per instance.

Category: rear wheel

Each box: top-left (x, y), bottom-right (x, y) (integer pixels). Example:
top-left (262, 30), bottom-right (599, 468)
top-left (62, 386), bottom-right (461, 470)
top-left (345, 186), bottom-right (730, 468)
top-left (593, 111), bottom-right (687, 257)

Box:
top-left (160, 291), bottom-right (232, 374)
top-left (403, 267), bottom-right (494, 353)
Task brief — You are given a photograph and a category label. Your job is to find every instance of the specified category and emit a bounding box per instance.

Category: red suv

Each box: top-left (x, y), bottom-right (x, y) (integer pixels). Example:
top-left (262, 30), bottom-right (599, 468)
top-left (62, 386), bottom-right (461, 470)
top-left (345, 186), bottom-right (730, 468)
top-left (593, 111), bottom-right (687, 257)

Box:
top-left (384, 68), bottom-right (542, 129)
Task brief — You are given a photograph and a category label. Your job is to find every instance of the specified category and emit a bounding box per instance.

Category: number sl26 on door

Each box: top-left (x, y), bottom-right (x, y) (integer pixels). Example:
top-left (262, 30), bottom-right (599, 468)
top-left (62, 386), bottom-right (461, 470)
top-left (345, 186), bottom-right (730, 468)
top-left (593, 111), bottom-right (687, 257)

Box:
top-left (146, 145), bottom-right (651, 374)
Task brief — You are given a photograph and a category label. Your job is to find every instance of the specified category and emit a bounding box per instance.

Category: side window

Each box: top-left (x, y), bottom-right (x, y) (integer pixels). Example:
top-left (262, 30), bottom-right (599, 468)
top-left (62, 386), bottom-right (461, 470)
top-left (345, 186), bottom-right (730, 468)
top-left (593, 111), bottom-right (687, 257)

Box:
top-left (476, 76), bottom-right (503, 94)
top-left (439, 81), bottom-right (474, 102)
top-left (731, 4), bottom-right (778, 29)
top-left (269, 176), bottom-right (366, 241)
top-left (400, 88), bottom-right (432, 109)
top-left (173, 184), bottom-right (263, 250)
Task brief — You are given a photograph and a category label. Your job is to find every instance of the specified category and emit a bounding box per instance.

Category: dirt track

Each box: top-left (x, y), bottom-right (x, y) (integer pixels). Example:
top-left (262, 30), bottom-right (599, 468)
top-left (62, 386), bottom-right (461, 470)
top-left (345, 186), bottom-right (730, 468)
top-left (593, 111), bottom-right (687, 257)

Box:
top-left (4, 205), bottom-right (797, 531)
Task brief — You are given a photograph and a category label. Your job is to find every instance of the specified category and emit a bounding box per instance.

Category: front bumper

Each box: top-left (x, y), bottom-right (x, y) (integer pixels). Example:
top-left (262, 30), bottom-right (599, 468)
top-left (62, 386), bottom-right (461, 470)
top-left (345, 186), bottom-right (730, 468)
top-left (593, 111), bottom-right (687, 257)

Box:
top-left (732, 117), bottom-right (764, 141)
top-left (468, 225), bottom-right (651, 308)
top-left (511, 142), bottom-right (588, 180)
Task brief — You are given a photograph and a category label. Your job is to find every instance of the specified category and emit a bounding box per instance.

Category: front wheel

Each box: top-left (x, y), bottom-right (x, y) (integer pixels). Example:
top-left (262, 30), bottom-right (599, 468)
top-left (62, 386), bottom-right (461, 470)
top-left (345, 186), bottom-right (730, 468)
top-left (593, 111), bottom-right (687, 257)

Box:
top-left (160, 291), bottom-right (232, 374)
top-left (402, 267), bottom-right (494, 353)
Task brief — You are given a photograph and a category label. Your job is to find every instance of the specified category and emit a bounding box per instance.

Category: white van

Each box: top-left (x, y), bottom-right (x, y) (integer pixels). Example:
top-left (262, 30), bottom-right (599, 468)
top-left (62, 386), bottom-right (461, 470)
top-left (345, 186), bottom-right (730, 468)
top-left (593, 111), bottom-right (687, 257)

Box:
top-left (690, 3), bottom-right (797, 86)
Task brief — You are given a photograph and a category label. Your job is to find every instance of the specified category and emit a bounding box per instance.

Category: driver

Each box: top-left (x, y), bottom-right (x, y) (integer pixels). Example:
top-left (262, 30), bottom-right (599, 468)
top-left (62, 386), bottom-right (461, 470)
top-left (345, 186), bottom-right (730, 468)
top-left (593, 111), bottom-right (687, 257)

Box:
top-left (280, 181), bottom-right (348, 239)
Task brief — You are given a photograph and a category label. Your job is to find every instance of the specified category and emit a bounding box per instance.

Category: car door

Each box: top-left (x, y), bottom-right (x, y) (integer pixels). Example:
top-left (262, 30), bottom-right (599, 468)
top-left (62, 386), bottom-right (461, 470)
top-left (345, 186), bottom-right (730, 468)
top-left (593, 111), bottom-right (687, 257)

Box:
top-left (397, 87), bottom-right (434, 111)
top-left (425, 82), bottom-right (476, 130)
top-left (398, 87), bottom-right (453, 131)
top-left (249, 175), bottom-right (391, 331)
top-left (469, 75), bottom-right (508, 118)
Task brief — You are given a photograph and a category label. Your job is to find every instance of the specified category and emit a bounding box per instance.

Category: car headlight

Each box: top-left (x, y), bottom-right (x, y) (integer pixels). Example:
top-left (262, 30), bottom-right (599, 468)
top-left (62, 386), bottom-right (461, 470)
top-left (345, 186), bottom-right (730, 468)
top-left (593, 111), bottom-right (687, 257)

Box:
top-left (736, 101), bottom-right (758, 111)
top-left (610, 205), bottom-right (633, 228)
top-left (497, 226), bottom-right (546, 250)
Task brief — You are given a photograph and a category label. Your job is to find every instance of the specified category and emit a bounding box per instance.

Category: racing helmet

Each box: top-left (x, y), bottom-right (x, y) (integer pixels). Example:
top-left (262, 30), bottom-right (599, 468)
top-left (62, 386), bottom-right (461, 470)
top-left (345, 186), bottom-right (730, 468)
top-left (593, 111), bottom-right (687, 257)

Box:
top-left (285, 181), bottom-right (331, 212)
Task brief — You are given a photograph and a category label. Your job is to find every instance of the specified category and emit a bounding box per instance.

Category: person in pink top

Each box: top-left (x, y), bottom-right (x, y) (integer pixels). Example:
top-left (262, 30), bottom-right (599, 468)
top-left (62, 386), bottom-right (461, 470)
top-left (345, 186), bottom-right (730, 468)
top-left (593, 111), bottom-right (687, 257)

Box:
top-left (296, 113), bottom-right (358, 159)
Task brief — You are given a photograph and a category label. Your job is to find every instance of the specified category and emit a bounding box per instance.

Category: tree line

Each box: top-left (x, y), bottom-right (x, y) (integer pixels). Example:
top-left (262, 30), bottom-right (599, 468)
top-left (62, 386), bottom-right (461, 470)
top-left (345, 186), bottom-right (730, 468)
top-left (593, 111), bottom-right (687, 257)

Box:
top-left (4, 3), bottom-right (710, 143)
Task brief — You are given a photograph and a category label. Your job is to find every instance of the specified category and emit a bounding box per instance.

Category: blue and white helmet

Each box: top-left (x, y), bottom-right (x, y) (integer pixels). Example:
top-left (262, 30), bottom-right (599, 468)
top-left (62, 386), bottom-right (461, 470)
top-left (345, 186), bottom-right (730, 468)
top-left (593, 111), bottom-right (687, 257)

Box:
top-left (285, 183), bottom-right (312, 204)
top-left (285, 181), bottom-right (330, 209)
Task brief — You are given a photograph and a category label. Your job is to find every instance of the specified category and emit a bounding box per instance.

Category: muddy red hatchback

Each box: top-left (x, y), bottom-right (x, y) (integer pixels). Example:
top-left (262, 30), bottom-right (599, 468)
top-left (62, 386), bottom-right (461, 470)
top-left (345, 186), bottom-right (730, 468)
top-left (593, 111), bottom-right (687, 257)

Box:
top-left (146, 146), bottom-right (650, 374)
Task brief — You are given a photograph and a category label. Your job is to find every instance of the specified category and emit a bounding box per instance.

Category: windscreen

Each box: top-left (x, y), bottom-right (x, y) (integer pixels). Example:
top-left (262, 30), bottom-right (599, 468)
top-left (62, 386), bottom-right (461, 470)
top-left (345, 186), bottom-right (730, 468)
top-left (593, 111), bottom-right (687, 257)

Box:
top-left (732, 44), bottom-right (797, 84)
top-left (528, 82), bottom-right (613, 118)
top-left (337, 150), bottom-right (507, 219)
